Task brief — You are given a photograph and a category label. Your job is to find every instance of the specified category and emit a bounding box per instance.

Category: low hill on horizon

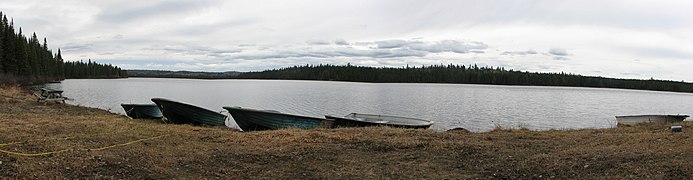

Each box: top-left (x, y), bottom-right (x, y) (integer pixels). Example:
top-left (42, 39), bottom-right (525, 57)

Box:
top-left (127, 64), bottom-right (693, 93)
top-left (126, 70), bottom-right (241, 79)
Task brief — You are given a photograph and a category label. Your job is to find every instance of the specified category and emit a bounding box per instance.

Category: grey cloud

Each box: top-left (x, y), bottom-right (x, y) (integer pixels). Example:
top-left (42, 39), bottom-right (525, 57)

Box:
top-left (97, 0), bottom-right (219, 23)
top-left (548, 48), bottom-right (569, 56)
top-left (306, 40), bottom-right (331, 45)
top-left (113, 34), bottom-right (124, 39)
top-left (407, 40), bottom-right (487, 53)
top-left (334, 39), bottom-right (349, 45)
top-left (208, 50), bottom-right (243, 57)
top-left (333, 48), bottom-right (428, 58)
top-left (173, 18), bottom-right (257, 35)
top-left (62, 43), bottom-right (94, 51)
top-left (233, 48), bottom-right (429, 60)
top-left (156, 45), bottom-right (241, 57)
top-left (501, 49), bottom-right (538, 56)
top-left (233, 51), bottom-right (322, 60)
top-left (552, 56), bottom-right (570, 60)
top-left (374, 40), bottom-right (488, 54)
top-left (230, 39), bottom-right (483, 60)
top-left (547, 48), bottom-right (570, 60)
top-left (374, 40), bottom-right (409, 49)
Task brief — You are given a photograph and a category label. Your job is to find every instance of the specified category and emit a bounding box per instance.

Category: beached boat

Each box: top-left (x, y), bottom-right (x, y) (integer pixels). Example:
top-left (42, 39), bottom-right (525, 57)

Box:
top-left (151, 98), bottom-right (227, 125)
top-left (326, 113), bottom-right (434, 129)
top-left (615, 114), bottom-right (688, 126)
top-left (121, 103), bottom-right (163, 119)
top-left (223, 106), bottom-right (333, 131)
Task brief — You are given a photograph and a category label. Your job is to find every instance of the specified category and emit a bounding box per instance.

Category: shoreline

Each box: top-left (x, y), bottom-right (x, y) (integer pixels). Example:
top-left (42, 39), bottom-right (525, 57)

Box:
top-left (0, 86), bottom-right (691, 178)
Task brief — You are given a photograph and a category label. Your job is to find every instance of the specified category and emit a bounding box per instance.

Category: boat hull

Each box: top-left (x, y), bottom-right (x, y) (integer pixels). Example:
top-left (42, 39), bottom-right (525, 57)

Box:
top-left (326, 113), bottom-right (433, 129)
top-left (615, 115), bottom-right (688, 126)
top-left (151, 98), bottom-right (227, 126)
top-left (121, 104), bottom-right (163, 119)
top-left (224, 106), bottom-right (333, 131)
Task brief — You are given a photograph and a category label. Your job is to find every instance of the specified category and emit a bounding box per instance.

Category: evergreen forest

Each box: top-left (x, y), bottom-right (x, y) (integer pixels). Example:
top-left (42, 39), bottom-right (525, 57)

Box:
top-left (63, 59), bottom-right (128, 79)
top-left (236, 64), bottom-right (693, 93)
top-left (0, 11), bottom-right (126, 85)
top-left (126, 70), bottom-right (240, 79)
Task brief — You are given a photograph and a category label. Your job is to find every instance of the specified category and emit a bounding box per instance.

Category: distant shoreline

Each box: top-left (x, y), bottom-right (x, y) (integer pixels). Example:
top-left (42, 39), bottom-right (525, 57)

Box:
top-left (125, 65), bottom-right (693, 94)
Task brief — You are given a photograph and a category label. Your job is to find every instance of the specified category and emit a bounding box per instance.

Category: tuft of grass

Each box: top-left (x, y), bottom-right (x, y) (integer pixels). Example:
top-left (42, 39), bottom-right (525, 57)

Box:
top-left (0, 86), bottom-right (33, 103)
top-left (0, 87), bottom-right (691, 179)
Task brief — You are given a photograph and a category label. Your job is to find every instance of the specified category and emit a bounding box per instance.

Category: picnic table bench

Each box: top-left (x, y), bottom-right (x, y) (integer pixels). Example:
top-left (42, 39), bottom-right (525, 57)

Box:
top-left (34, 88), bottom-right (68, 104)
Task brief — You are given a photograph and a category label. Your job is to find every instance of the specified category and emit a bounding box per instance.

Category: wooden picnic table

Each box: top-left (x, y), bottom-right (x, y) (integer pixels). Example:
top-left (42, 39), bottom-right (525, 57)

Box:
top-left (35, 88), bottom-right (68, 104)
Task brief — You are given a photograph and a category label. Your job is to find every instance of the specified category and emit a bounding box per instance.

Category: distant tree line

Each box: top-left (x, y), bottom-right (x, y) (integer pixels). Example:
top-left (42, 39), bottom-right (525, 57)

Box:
top-left (127, 70), bottom-right (239, 79)
top-left (236, 64), bottom-right (693, 93)
top-left (64, 59), bottom-right (127, 79)
top-left (0, 12), bottom-right (126, 85)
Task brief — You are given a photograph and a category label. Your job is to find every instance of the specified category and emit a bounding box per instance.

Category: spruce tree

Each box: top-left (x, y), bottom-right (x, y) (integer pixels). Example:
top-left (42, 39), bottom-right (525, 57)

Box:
top-left (16, 28), bottom-right (31, 76)
top-left (56, 49), bottom-right (64, 78)
top-left (28, 32), bottom-right (40, 78)
top-left (41, 37), bottom-right (52, 79)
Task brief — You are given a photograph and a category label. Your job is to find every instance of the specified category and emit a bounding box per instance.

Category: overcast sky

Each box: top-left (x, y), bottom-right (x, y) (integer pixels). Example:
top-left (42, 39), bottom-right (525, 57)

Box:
top-left (2, 0), bottom-right (692, 81)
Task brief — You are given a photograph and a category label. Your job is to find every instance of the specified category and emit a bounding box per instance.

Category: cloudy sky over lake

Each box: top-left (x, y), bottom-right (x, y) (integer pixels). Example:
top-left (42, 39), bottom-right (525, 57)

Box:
top-left (2, 0), bottom-right (692, 81)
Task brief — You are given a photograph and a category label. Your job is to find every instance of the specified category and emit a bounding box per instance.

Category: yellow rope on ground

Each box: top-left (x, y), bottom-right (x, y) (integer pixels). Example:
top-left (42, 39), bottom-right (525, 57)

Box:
top-left (0, 134), bottom-right (168, 157)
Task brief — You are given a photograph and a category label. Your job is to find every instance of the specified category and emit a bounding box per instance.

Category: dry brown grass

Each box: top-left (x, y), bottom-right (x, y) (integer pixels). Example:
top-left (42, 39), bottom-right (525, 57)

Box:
top-left (0, 87), bottom-right (691, 179)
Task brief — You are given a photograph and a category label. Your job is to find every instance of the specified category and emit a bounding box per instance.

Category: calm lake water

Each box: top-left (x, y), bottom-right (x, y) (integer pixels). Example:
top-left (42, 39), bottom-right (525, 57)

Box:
top-left (42, 78), bottom-right (693, 131)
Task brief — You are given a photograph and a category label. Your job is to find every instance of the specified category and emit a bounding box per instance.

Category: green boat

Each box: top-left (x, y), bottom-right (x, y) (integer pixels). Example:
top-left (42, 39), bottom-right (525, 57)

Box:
top-left (326, 113), bottom-right (434, 129)
top-left (121, 103), bottom-right (163, 119)
top-left (223, 106), bottom-right (334, 131)
top-left (151, 98), bottom-right (227, 126)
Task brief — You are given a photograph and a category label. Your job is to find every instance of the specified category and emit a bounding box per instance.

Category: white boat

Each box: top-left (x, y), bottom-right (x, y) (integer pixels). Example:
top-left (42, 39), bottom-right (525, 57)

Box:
top-left (615, 115), bottom-right (688, 126)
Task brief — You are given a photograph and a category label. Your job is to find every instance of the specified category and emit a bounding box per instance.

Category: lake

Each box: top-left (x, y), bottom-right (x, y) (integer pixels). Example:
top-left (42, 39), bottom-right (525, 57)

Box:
top-left (42, 78), bottom-right (693, 131)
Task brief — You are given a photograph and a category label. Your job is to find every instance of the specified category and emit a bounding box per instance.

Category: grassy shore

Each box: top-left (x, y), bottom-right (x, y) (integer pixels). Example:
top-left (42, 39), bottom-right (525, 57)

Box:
top-left (0, 86), bottom-right (691, 179)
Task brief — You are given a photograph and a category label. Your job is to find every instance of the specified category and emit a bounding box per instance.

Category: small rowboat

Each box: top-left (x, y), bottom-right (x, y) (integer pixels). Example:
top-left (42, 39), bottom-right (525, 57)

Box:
top-left (151, 98), bottom-right (227, 126)
top-left (326, 113), bottom-right (433, 129)
top-left (224, 106), bottom-right (333, 131)
top-left (121, 103), bottom-right (163, 119)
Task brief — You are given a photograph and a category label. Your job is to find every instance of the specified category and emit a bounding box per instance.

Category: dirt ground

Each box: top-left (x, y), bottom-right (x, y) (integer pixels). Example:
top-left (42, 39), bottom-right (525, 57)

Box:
top-left (0, 86), bottom-right (691, 179)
